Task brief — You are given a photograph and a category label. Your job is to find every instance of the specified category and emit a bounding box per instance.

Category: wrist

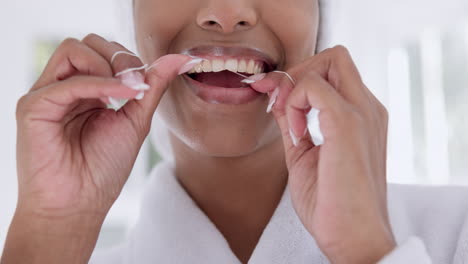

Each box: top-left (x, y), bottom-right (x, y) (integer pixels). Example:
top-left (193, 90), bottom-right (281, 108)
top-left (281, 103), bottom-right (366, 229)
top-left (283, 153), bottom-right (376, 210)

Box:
top-left (1, 209), bottom-right (105, 264)
top-left (324, 231), bottom-right (396, 264)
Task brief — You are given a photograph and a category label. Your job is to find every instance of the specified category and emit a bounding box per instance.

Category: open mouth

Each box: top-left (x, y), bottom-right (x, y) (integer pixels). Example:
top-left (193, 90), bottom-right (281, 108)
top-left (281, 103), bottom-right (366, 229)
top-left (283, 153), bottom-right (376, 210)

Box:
top-left (186, 58), bottom-right (274, 88)
top-left (179, 45), bottom-right (278, 104)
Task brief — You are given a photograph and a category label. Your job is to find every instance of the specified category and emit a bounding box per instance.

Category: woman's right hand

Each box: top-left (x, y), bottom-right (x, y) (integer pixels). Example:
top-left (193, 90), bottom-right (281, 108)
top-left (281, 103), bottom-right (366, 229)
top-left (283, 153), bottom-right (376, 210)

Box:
top-left (2, 33), bottom-right (196, 264)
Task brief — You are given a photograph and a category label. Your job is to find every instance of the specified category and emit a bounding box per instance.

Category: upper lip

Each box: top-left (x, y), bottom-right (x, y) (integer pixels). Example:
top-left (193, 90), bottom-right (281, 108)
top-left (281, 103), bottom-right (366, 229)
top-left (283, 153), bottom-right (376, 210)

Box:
top-left (180, 45), bottom-right (278, 72)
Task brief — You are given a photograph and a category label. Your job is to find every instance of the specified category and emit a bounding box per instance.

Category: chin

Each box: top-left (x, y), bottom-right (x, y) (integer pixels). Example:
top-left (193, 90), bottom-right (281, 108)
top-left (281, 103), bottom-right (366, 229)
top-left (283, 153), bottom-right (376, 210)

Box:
top-left (171, 119), bottom-right (273, 157)
top-left (157, 79), bottom-right (281, 159)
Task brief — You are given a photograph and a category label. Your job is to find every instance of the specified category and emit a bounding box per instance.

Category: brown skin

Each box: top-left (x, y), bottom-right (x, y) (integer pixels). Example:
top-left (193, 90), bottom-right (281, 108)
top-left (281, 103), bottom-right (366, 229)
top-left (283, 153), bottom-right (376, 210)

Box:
top-left (1, 0), bottom-right (395, 264)
top-left (134, 0), bottom-right (319, 260)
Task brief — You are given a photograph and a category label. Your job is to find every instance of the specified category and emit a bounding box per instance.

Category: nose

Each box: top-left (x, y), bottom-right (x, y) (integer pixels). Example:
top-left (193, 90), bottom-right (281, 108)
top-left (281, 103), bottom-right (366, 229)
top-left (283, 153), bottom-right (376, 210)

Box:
top-left (196, 1), bottom-right (258, 34)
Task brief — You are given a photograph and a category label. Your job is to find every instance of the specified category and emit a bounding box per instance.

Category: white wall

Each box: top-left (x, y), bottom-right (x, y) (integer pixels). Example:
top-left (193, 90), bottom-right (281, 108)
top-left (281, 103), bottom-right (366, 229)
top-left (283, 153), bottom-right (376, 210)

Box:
top-left (329, 0), bottom-right (468, 184)
top-left (330, 0), bottom-right (468, 101)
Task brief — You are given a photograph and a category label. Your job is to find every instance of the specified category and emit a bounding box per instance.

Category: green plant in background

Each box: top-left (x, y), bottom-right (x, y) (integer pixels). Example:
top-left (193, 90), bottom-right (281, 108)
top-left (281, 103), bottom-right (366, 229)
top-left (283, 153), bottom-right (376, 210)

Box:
top-left (146, 140), bottom-right (162, 175)
top-left (33, 39), bottom-right (59, 78)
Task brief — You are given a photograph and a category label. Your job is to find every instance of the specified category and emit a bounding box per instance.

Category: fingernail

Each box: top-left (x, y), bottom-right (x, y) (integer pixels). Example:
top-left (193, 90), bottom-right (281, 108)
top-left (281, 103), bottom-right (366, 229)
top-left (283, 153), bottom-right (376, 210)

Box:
top-left (120, 71), bottom-right (150, 91)
top-left (135, 91), bottom-right (145, 100)
top-left (108, 97), bottom-right (128, 110)
top-left (266, 87), bottom-right (279, 113)
top-left (178, 58), bottom-right (205, 75)
top-left (289, 128), bottom-right (299, 147)
top-left (307, 108), bottom-right (324, 146)
top-left (241, 73), bottom-right (266, 84)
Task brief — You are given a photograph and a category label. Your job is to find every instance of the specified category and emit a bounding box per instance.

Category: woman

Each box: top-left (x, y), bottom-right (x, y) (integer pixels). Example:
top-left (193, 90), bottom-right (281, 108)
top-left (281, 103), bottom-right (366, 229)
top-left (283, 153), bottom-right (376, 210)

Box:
top-left (2, 0), bottom-right (468, 263)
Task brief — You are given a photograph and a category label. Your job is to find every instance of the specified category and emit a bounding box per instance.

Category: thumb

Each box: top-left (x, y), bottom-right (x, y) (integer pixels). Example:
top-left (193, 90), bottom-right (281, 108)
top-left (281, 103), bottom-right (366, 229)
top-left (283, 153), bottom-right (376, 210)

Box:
top-left (271, 102), bottom-right (314, 168)
top-left (127, 54), bottom-right (202, 126)
top-left (272, 108), bottom-right (295, 152)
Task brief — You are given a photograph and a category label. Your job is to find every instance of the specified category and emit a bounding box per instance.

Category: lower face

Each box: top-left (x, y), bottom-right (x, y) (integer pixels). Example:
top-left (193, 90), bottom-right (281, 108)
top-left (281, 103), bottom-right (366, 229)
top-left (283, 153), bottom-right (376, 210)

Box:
top-left (134, 0), bottom-right (319, 157)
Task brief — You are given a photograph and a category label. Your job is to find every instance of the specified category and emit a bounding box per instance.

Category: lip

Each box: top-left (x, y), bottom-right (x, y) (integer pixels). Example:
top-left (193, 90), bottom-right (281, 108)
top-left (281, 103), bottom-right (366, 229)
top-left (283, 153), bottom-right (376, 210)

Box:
top-left (180, 45), bottom-right (278, 72)
top-left (182, 74), bottom-right (263, 105)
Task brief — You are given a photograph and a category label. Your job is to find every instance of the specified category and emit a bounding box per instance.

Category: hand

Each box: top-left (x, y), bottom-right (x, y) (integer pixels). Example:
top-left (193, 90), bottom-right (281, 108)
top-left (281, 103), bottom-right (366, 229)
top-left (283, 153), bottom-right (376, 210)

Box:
top-left (4, 33), bottom-right (195, 263)
top-left (249, 46), bottom-right (395, 264)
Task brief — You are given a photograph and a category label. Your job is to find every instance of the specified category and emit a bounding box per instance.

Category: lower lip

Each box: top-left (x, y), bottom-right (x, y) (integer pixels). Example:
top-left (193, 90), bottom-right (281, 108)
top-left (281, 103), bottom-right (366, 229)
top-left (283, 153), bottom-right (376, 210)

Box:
top-left (182, 74), bottom-right (263, 105)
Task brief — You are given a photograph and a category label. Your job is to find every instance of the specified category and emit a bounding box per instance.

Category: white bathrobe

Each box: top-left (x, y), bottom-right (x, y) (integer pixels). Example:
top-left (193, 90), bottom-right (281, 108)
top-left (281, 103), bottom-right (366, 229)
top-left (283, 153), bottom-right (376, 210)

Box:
top-left (89, 161), bottom-right (468, 263)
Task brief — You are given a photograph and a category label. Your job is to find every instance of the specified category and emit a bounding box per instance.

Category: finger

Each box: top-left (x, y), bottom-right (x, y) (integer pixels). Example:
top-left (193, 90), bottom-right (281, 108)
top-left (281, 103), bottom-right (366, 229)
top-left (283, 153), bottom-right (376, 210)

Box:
top-left (18, 76), bottom-right (141, 123)
top-left (285, 72), bottom-right (349, 144)
top-left (250, 46), bottom-right (369, 110)
top-left (243, 71), bottom-right (306, 152)
top-left (245, 72), bottom-right (283, 93)
top-left (82, 34), bottom-right (197, 133)
top-left (247, 71), bottom-right (296, 113)
top-left (82, 34), bottom-right (148, 92)
top-left (142, 54), bottom-right (200, 120)
top-left (290, 45), bottom-right (369, 106)
top-left (32, 38), bottom-right (114, 91)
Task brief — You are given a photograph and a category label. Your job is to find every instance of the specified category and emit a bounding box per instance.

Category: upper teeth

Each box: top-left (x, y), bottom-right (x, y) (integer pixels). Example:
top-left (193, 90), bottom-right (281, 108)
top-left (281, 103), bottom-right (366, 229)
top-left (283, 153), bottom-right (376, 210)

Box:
top-left (187, 59), bottom-right (265, 74)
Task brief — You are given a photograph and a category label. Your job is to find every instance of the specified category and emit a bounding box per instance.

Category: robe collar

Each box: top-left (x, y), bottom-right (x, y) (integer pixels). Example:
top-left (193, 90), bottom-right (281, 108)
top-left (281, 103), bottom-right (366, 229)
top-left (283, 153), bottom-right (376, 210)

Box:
top-left (124, 161), bottom-right (329, 264)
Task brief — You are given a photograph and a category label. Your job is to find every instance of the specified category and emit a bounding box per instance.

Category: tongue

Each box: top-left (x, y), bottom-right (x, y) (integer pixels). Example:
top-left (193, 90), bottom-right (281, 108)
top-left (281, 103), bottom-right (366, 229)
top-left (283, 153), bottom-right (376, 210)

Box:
top-left (193, 70), bottom-right (251, 88)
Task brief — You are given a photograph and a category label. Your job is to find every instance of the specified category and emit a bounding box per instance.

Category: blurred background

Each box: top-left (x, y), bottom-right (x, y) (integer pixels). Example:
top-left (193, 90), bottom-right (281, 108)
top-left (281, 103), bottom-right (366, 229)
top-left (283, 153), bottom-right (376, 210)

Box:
top-left (0, 0), bottom-right (467, 252)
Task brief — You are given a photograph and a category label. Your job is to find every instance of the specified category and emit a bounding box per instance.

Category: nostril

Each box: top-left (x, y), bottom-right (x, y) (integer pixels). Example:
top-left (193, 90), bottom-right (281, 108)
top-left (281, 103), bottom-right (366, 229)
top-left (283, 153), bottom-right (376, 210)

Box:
top-left (200, 19), bottom-right (252, 32)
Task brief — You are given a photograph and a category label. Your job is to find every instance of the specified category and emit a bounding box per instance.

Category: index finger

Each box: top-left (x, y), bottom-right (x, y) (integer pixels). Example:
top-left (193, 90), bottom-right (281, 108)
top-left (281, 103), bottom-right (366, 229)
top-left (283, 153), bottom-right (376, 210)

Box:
top-left (141, 54), bottom-right (201, 120)
top-left (289, 45), bottom-right (368, 105)
top-left (250, 45), bottom-right (368, 107)
top-left (82, 34), bottom-right (149, 95)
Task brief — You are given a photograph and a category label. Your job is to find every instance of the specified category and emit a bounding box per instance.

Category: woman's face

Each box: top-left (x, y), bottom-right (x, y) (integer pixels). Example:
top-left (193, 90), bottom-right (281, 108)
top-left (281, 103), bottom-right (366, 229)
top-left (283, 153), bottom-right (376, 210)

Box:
top-left (134, 0), bottom-right (319, 157)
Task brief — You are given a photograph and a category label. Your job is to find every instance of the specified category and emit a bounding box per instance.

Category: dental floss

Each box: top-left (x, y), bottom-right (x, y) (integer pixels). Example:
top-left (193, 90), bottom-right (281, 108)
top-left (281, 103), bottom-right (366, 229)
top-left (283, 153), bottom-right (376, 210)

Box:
top-left (109, 51), bottom-right (149, 110)
top-left (115, 64), bottom-right (149, 77)
top-left (178, 58), bottom-right (206, 75)
top-left (272, 70), bottom-right (296, 86)
top-left (228, 70), bottom-right (249, 79)
top-left (111, 51), bottom-right (141, 64)
top-left (108, 58), bottom-right (325, 145)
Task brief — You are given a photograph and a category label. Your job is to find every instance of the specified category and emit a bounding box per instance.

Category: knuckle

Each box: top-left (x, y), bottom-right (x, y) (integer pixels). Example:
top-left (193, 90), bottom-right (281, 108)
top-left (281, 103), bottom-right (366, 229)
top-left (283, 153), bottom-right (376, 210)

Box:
top-left (115, 56), bottom-right (143, 71)
top-left (16, 94), bottom-right (31, 120)
top-left (378, 102), bottom-right (389, 120)
top-left (82, 33), bottom-right (101, 44)
top-left (320, 106), bottom-right (369, 139)
top-left (378, 104), bottom-right (389, 126)
top-left (110, 41), bottom-right (124, 49)
top-left (332, 45), bottom-right (350, 56)
top-left (322, 47), bottom-right (332, 53)
top-left (60, 37), bottom-right (80, 50)
top-left (303, 71), bottom-right (321, 83)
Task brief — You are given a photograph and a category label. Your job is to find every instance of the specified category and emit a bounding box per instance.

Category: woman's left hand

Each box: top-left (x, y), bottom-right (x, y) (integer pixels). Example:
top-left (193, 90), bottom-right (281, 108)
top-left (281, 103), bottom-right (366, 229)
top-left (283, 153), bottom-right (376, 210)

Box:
top-left (249, 46), bottom-right (396, 264)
